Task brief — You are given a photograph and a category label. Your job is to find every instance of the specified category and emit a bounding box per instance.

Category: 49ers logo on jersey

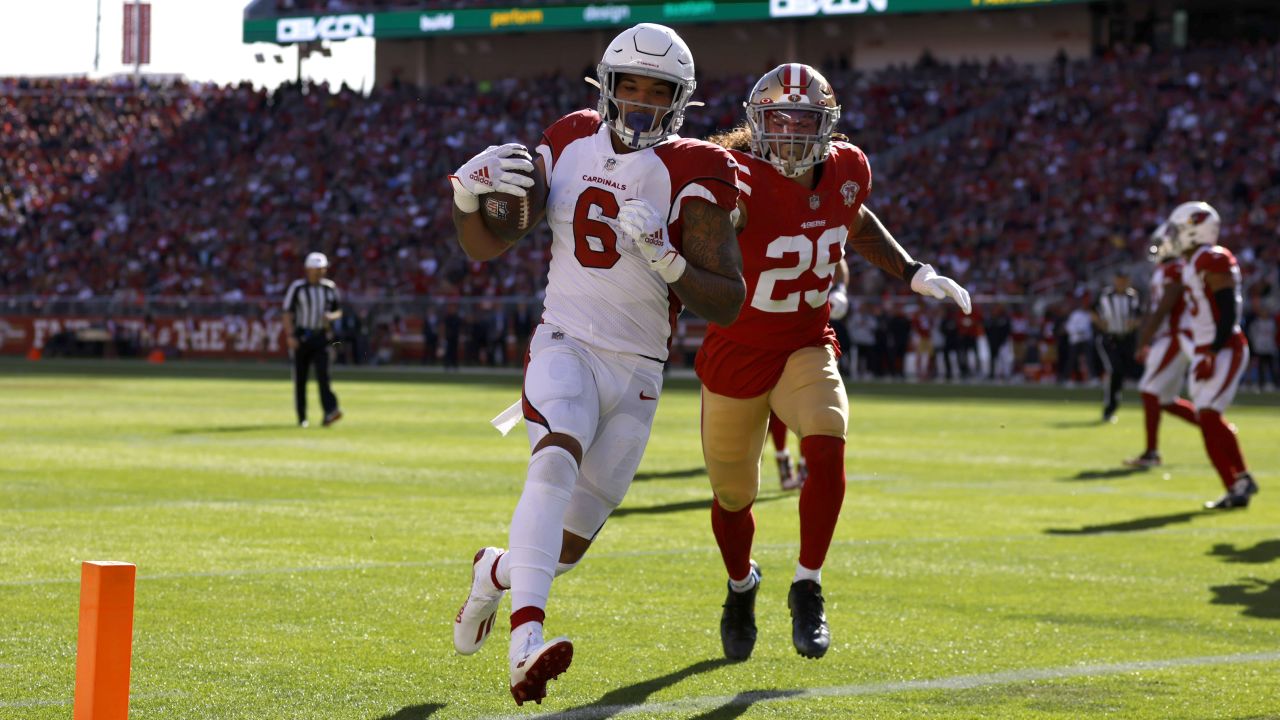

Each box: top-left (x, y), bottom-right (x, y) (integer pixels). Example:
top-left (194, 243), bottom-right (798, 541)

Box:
top-left (840, 180), bottom-right (860, 207)
top-left (469, 166), bottom-right (493, 187)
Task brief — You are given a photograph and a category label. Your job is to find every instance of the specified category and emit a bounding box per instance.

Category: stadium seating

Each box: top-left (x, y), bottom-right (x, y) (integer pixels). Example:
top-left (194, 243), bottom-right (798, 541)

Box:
top-left (2, 44), bottom-right (1277, 376)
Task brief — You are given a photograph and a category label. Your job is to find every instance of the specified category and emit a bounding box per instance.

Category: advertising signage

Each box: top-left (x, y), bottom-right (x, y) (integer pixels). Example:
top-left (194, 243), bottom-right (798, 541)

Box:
top-left (244, 0), bottom-right (1089, 44)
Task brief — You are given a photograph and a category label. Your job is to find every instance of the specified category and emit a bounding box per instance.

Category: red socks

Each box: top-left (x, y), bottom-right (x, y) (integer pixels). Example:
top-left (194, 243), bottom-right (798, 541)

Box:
top-left (711, 498), bottom-right (755, 582)
top-left (768, 412), bottom-right (788, 454)
top-left (1141, 392), bottom-right (1160, 453)
top-left (798, 435), bottom-right (847, 571)
top-left (510, 606), bottom-right (545, 633)
top-left (1163, 398), bottom-right (1199, 425)
top-left (1144, 393), bottom-right (1201, 453)
top-left (1198, 409), bottom-right (1247, 489)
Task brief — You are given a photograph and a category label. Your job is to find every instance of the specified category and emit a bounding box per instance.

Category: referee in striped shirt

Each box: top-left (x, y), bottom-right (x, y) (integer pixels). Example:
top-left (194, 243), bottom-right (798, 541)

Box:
top-left (1092, 272), bottom-right (1142, 423)
top-left (283, 252), bottom-right (343, 428)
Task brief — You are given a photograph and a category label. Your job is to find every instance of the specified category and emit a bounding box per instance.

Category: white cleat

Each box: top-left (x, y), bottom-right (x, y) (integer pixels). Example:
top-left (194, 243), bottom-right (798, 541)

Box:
top-left (509, 631), bottom-right (573, 706)
top-left (453, 547), bottom-right (507, 655)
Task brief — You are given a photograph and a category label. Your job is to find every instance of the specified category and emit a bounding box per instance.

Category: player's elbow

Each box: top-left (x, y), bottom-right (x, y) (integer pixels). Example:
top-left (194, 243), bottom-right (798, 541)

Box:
top-left (706, 279), bottom-right (746, 326)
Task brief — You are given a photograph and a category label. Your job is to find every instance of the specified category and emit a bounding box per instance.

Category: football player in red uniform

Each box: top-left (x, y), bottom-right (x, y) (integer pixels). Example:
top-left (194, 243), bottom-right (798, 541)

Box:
top-left (1162, 201), bottom-right (1257, 509)
top-left (699, 63), bottom-right (971, 661)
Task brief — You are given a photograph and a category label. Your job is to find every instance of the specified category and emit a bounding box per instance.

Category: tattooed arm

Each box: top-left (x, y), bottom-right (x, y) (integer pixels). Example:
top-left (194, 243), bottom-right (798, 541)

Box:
top-left (846, 204), bottom-right (922, 283)
top-left (850, 203), bottom-right (972, 313)
top-left (671, 199), bottom-right (746, 326)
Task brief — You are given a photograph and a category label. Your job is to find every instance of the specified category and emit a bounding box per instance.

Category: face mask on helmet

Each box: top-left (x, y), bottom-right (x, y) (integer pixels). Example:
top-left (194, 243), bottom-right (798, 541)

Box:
top-left (588, 23), bottom-right (698, 150)
top-left (745, 64), bottom-right (840, 178)
top-left (1147, 222), bottom-right (1172, 262)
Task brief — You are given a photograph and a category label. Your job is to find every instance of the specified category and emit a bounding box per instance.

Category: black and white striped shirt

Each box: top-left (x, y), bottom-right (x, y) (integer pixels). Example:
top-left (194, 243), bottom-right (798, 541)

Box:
top-left (1093, 288), bottom-right (1141, 336)
top-left (284, 278), bottom-right (341, 330)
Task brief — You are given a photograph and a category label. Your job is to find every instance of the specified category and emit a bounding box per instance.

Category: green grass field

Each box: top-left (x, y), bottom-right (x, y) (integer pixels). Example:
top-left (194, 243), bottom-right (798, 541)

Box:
top-left (2, 363), bottom-right (1279, 719)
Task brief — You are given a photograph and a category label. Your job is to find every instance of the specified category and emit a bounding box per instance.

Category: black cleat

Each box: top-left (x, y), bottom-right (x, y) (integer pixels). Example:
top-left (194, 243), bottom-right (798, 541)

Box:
top-left (1123, 450), bottom-right (1161, 468)
top-left (787, 579), bottom-right (830, 659)
top-left (720, 561), bottom-right (760, 661)
top-left (1205, 474), bottom-right (1258, 510)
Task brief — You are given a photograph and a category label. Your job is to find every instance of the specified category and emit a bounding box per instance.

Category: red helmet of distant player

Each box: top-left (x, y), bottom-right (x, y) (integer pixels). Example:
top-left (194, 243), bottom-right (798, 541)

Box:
top-left (744, 63), bottom-right (841, 177)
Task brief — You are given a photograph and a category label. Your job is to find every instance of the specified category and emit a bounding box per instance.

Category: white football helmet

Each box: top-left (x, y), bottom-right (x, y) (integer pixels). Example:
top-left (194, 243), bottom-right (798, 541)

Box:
top-left (591, 23), bottom-right (696, 150)
top-left (1147, 221), bottom-right (1172, 262)
top-left (1166, 201), bottom-right (1220, 253)
top-left (745, 63), bottom-right (841, 177)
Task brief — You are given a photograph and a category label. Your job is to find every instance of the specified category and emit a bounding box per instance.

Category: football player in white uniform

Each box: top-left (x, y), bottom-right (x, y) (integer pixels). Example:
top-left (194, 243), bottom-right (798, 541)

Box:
top-left (1162, 201), bottom-right (1257, 509)
top-left (1129, 223), bottom-right (1199, 468)
top-left (447, 23), bottom-right (744, 705)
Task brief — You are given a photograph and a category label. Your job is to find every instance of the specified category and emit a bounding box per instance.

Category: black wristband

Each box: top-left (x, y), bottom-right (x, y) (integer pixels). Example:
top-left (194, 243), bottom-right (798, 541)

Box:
top-left (1210, 287), bottom-right (1237, 352)
top-left (904, 261), bottom-right (925, 285)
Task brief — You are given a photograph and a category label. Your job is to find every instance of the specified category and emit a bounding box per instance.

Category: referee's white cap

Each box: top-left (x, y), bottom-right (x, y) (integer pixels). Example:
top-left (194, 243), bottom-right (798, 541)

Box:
top-left (304, 252), bottom-right (329, 269)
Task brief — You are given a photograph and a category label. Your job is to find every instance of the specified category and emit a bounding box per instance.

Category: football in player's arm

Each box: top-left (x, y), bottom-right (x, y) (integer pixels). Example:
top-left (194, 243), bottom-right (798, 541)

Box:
top-left (697, 63), bottom-right (969, 664)
top-left (447, 23), bottom-right (743, 707)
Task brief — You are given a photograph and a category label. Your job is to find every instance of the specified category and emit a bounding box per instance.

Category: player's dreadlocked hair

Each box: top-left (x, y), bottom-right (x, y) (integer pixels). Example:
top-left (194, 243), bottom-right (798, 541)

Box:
top-left (707, 123), bottom-right (752, 152)
top-left (707, 124), bottom-right (851, 154)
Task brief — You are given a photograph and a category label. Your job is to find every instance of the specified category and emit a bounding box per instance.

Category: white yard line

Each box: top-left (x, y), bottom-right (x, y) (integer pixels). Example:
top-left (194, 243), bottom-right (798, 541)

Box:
top-left (479, 650), bottom-right (1280, 720)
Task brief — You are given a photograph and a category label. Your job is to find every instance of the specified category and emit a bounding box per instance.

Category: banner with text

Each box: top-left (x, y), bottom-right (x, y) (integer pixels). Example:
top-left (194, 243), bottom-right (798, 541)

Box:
top-left (2, 316), bottom-right (287, 359)
top-left (245, 0), bottom-right (1089, 43)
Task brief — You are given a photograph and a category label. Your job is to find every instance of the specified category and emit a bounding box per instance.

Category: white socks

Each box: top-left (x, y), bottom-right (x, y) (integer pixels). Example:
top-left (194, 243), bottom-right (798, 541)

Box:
top-left (728, 565), bottom-right (760, 593)
top-left (492, 545), bottom-right (579, 590)
top-left (507, 446), bottom-right (578, 616)
top-left (793, 563), bottom-right (821, 584)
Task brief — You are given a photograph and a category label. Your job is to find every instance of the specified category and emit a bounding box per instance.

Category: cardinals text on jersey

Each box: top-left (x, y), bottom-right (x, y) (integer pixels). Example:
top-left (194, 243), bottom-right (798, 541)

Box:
top-left (535, 110), bottom-right (738, 360)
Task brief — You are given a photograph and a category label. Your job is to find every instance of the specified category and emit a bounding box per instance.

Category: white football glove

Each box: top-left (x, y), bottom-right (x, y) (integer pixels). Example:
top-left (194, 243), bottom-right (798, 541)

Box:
top-left (828, 283), bottom-right (849, 320)
top-left (910, 263), bottom-right (972, 315)
top-left (616, 198), bottom-right (686, 283)
top-left (448, 143), bottom-right (535, 213)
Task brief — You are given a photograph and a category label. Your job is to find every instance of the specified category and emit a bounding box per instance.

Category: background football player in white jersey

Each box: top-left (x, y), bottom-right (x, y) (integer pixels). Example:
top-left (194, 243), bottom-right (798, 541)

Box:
top-left (1129, 222), bottom-right (1199, 468)
top-left (1163, 201), bottom-right (1257, 510)
top-left (447, 23), bottom-right (744, 706)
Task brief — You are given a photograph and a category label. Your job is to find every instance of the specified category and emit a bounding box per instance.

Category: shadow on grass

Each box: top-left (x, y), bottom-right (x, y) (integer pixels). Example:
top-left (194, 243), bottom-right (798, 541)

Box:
top-left (686, 689), bottom-right (805, 720)
top-left (1047, 419), bottom-right (1111, 429)
top-left (634, 467), bottom-right (706, 482)
top-left (172, 424), bottom-right (297, 435)
top-left (1062, 466), bottom-right (1150, 482)
top-left (1044, 511), bottom-right (1205, 535)
top-left (613, 492), bottom-right (788, 519)
top-left (1208, 540), bottom-right (1280, 564)
top-left (1209, 578), bottom-right (1280, 620)
top-left (542, 658), bottom-right (734, 719)
top-left (375, 703), bottom-right (445, 720)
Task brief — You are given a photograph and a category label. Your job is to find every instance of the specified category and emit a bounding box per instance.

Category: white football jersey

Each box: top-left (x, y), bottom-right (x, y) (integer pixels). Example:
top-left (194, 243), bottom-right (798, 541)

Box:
top-left (1147, 258), bottom-right (1187, 340)
top-left (534, 110), bottom-right (737, 361)
top-left (1181, 245), bottom-right (1243, 348)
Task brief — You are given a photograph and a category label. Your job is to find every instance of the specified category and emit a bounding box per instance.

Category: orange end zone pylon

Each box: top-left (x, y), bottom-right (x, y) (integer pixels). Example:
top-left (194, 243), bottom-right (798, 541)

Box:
top-left (74, 561), bottom-right (136, 720)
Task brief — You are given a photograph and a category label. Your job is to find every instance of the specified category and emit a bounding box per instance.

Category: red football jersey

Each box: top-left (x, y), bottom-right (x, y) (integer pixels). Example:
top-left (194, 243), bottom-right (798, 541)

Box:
top-left (697, 143), bottom-right (872, 397)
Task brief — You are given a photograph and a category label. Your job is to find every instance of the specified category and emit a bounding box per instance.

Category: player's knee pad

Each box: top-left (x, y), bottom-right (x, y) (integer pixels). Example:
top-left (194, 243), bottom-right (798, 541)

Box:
top-left (712, 476), bottom-right (758, 512)
top-left (555, 560), bottom-right (579, 577)
top-left (798, 405), bottom-right (848, 440)
top-left (527, 445), bottom-right (578, 500)
top-left (562, 477), bottom-right (616, 540)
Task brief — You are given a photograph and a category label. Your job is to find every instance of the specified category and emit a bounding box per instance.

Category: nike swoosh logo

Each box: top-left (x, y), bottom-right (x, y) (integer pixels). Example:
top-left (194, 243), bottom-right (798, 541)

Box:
top-left (639, 391), bottom-right (657, 401)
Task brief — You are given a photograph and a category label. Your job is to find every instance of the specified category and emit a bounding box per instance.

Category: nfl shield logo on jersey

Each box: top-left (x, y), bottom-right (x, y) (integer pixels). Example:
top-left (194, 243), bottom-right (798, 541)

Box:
top-left (809, 194), bottom-right (820, 210)
top-left (840, 180), bottom-right (860, 207)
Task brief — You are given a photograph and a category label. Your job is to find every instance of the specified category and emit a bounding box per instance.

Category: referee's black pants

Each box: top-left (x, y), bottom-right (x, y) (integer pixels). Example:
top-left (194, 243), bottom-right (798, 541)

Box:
top-left (293, 331), bottom-right (338, 423)
top-left (1096, 332), bottom-right (1135, 419)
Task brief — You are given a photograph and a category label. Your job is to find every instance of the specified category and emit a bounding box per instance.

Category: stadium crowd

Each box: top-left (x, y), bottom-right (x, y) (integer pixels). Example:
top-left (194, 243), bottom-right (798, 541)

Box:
top-left (2, 42), bottom-right (1278, 380)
